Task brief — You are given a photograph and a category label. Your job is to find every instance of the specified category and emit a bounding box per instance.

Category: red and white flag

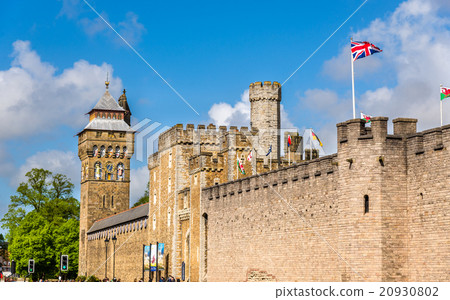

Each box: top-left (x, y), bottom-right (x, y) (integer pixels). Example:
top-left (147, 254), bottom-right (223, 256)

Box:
top-left (247, 150), bottom-right (252, 162)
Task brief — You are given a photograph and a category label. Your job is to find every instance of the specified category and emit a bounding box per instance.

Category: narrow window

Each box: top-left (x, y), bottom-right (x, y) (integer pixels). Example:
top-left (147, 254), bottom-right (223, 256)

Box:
top-left (153, 192), bottom-right (157, 204)
top-left (153, 214), bottom-right (156, 231)
top-left (169, 151), bottom-right (172, 168)
top-left (364, 195), bottom-right (369, 214)
top-left (183, 194), bottom-right (188, 209)
top-left (103, 195), bottom-right (105, 208)
top-left (111, 196), bottom-right (114, 208)
top-left (168, 177), bottom-right (171, 193)
top-left (167, 208), bottom-right (171, 227)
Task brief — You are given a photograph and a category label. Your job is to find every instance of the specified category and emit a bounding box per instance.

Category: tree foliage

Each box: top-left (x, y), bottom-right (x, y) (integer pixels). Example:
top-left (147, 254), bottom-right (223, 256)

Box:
top-left (132, 182), bottom-right (149, 208)
top-left (0, 168), bottom-right (80, 280)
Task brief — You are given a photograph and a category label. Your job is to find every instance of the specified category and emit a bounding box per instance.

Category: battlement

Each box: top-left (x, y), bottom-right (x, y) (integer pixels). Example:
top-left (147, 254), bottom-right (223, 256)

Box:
top-left (337, 117), bottom-right (420, 144)
top-left (156, 123), bottom-right (260, 151)
top-left (203, 153), bottom-right (338, 199)
top-left (249, 81), bottom-right (281, 101)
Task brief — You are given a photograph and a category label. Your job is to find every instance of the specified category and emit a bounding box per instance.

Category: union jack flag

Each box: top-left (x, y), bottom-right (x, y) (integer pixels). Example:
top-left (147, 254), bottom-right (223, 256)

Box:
top-left (351, 41), bottom-right (382, 62)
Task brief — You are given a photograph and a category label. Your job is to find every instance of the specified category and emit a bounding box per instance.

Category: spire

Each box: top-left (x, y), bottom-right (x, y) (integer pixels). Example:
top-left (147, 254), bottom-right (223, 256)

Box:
top-left (105, 72), bottom-right (110, 90)
top-left (118, 88), bottom-right (132, 126)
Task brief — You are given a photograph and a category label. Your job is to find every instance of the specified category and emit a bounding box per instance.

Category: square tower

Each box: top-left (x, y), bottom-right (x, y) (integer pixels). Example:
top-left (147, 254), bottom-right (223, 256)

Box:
top-left (77, 82), bottom-right (135, 276)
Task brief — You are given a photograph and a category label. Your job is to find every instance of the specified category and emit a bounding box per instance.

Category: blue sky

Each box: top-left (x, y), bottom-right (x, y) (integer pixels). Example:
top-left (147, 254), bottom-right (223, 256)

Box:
top-left (1, 0), bottom-right (450, 236)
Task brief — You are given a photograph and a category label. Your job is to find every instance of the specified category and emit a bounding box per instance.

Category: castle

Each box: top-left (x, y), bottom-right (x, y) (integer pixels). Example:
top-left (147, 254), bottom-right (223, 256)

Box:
top-left (78, 81), bottom-right (450, 282)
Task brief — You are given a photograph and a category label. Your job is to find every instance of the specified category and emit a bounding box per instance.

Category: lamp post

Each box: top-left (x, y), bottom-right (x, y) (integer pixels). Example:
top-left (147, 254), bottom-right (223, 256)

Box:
top-left (104, 237), bottom-right (109, 279)
top-left (112, 235), bottom-right (117, 280)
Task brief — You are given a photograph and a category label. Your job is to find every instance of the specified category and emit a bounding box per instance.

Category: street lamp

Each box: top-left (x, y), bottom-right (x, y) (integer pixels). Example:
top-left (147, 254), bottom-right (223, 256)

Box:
top-left (112, 235), bottom-right (117, 280)
top-left (104, 237), bottom-right (109, 279)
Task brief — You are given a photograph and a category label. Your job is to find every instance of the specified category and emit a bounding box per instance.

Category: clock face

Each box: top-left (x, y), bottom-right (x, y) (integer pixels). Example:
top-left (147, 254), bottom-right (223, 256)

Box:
top-left (106, 163), bottom-right (113, 172)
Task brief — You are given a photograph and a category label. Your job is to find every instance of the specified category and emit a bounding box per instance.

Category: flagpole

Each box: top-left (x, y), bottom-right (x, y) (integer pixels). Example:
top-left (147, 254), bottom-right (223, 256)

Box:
top-left (441, 84), bottom-right (443, 127)
top-left (351, 37), bottom-right (356, 119)
top-left (236, 153), bottom-right (238, 179)
top-left (288, 144), bottom-right (290, 166)
top-left (310, 129), bottom-right (312, 160)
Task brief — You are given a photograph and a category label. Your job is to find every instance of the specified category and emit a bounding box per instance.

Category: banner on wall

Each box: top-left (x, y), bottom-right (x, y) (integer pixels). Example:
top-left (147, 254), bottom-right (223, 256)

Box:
top-left (158, 243), bottom-right (165, 271)
top-left (143, 245), bottom-right (151, 271)
top-left (150, 244), bottom-right (157, 272)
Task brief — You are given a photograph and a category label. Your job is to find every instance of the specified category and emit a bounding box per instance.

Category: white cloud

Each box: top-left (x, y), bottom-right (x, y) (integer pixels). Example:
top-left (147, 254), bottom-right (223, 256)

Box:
top-left (208, 90), bottom-right (251, 127)
top-left (12, 150), bottom-right (79, 187)
top-left (208, 89), bottom-right (295, 129)
top-left (321, 0), bottom-right (450, 130)
top-left (130, 166), bottom-right (149, 205)
top-left (0, 40), bottom-right (123, 139)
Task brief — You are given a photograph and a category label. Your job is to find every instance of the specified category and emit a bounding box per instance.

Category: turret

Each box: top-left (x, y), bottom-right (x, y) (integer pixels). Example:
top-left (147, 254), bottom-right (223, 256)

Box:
top-left (249, 81), bottom-right (281, 162)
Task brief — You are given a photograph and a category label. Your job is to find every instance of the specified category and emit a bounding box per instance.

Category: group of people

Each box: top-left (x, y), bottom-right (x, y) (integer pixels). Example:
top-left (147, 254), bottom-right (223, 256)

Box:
top-left (135, 275), bottom-right (181, 282)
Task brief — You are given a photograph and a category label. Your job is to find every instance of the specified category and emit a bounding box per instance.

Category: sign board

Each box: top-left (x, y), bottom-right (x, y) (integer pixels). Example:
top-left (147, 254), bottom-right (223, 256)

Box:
top-left (143, 245), bottom-right (151, 271)
top-left (157, 243), bottom-right (165, 271)
top-left (150, 244), bottom-right (157, 272)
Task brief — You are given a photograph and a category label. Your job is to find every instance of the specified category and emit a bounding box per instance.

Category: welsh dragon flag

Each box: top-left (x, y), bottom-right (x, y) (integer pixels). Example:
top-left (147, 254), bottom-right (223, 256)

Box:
top-left (441, 86), bottom-right (450, 101)
top-left (237, 156), bottom-right (245, 174)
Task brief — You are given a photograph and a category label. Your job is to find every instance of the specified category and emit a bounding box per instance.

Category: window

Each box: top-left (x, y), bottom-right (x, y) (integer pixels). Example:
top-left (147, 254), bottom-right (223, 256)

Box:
top-left (153, 192), bottom-right (157, 204)
top-left (107, 146), bottom-right (113, 157)
top-left (183, 194), bottom-right (188, 209)
top-left (167, 208), bottom-right (172, 227)
top-left (119, 132), bottom-right (125, 138)
top-left (168, 177), bottom-right (171, 193)
top-left (100, 146), bottom-right (106, 157)
top-left (102, 195), bottom-right (105, 208)
top-left (364, 195), bottom-right (369, 214)
top-left (94, 162), bottom-right (102, 179)
top-left (169, 151), bottom-right (172, 168)
top-left (117, 163), bottom-right (124, 180)
top-left (214, 178), bottom-right (219, 185)
top-left (153, 214), bottom-right (156, 231)
top-left (96, 131), bottom-right (102, 138)
top-left (115, 146), bottom-right (120, 158)
top-left (123, 146), bottom-right (128, 157)
top-left (194, 174), bottom-right (198, 185)
top-left (111, 196), bottom-right (114, 208)
top-left (93, 145), bottom-right (98, 157)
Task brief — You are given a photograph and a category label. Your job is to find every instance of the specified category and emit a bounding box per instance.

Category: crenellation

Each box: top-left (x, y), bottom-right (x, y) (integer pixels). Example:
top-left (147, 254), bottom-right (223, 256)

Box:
top-left (371, 117), bottom-right (389, 141)
top-left (393, 118), bottom-right (417, 136)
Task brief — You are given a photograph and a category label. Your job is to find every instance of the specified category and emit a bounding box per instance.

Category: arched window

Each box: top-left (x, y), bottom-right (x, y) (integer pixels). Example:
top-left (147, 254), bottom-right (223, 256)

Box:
top-left (107, 114), bottom-right (111, 119)
top-left (107, 146), bottom-right (113, 157)
top-left (115, 146), bottom-right (120, 158)
top-left (100, 146), bottom-right (106, 157)
top-left (113, 114), bottom-right (116, 120)
top-left (364, 195), bottom-right (369, 214)
top-left (93, 145), bottom-right (98, 157)
top-left (202, 213), bottom-right (208, 279)
top-left (123, 146), bottom-right (128, 157)
top-left (94, 162), bottom-right (102, 179)
top-left (106, 162), bottom-right (114, 180)
top-left (117, 163), bottom-right (124, 180)
top-left (102, 113), bottom-right (105, 118)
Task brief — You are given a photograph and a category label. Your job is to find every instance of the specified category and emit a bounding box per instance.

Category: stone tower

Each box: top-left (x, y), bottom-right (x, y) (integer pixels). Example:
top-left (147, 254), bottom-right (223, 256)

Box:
top-left (249, 81), bottom-right (281, 161)
top-left (77, 81), bottom-right (135, 276)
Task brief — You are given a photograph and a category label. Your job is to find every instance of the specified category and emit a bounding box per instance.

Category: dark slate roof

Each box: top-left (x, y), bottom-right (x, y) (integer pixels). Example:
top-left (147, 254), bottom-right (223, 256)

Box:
top-left (82, 118), bottom-right (135, 132)
top-left (87, 203), bottom-right (149, 234)
top-left (92, 90), bottom-right (125, 112)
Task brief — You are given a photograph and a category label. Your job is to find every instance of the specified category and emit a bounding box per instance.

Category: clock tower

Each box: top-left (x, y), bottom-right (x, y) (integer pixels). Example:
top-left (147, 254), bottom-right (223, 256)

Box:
top-left (77, 81), bottom-right (135, 276)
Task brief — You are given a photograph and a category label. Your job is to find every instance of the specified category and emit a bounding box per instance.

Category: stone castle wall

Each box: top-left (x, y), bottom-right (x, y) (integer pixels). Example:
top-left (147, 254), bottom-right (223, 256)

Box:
top-left (85, 218), bottom-right (149, 282)
top-left (201, 118), bottom-right (450, 282)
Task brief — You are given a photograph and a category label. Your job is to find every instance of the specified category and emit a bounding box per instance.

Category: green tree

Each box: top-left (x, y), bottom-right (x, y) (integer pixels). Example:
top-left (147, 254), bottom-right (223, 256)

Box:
top-left (132, 182), bottom-right (149, 208)
top-left (0, 168), bottom-right (80, 280)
